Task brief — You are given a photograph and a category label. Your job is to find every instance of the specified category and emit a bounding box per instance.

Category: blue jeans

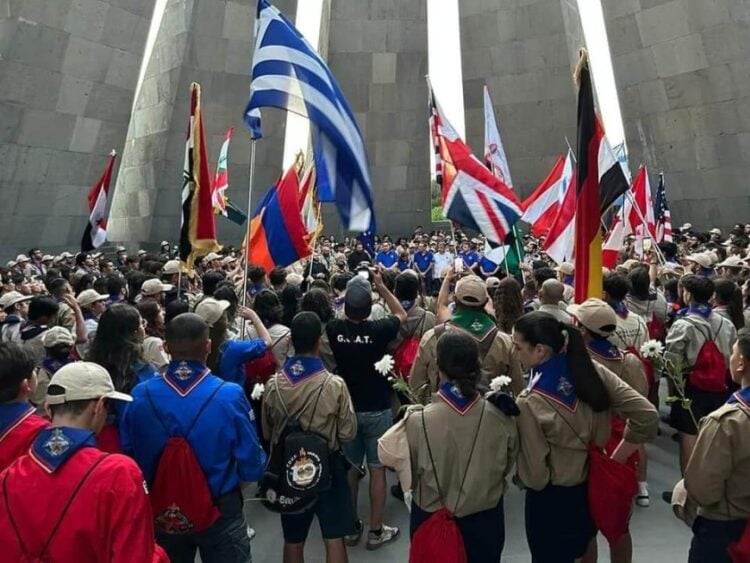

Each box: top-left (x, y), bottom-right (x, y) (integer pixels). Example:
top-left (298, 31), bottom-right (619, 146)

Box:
top-left (342, 409), bottom-right (393, 468)
top-left (156, 491), bottom-right (251, 563)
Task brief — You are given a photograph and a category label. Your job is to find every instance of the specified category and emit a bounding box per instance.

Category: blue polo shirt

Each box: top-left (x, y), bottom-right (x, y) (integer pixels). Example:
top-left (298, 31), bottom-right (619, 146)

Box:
top-left (460, 250), bottom-right (479, 268)
top-left (376, 250), bottom-right (398, 268)
top-left (120, 361), bottom-right (266, 498)
top-left (413, 251), bottom-right (434, 273)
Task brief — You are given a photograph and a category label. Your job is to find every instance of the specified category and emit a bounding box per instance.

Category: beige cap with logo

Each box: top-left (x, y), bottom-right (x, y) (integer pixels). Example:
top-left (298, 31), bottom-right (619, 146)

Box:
top-left (46, 362), bottom-right (132, 405)
top-left (455, 275), bottom-right (489, 307)
top-left (567, 298), bottom-right (618, 337)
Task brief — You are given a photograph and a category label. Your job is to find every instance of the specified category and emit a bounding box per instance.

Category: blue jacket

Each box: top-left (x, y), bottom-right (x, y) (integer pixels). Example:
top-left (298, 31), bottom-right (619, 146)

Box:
top-left (121, 361), bottom-right (266, 498)
top-left (217, 339), bottom-right (267, 385)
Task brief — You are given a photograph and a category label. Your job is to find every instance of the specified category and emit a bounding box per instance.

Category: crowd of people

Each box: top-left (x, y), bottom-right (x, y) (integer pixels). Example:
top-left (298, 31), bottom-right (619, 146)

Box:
top-left (0, 221), bottom-right (749, 562)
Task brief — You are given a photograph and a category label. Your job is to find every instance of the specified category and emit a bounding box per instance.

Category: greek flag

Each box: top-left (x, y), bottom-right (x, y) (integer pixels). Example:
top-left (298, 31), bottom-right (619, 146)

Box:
top-left (244, 0), bottom-right (375, 232)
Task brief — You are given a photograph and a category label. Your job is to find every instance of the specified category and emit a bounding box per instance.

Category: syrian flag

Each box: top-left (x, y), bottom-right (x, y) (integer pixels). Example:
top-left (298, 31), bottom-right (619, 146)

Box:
top-left (521, 151), bottom-right (575, 238)
top-left (573, 50), bottom-right (630, 302)
top-left (212, 127), bottom-right (233, 216)
top-left (81, 150), bottom-right (116, 252)
top-left (429, 80), bottom-right (522, 245)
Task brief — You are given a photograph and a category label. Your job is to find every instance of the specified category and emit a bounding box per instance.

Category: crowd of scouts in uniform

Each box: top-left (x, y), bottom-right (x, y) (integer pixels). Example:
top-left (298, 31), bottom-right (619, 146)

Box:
top-left (0, 222), bottom-right (748, 563)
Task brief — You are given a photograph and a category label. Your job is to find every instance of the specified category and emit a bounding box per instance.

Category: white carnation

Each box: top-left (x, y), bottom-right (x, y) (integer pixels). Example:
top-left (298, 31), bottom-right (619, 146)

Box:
top-left (639, 339), bottom-right (664, 359)
top-left (374, 354), bottom-right (395, 376)
top-left (489, 375), bottom-right (512, 392)
top-left (250, 383), bottom-right (265, 401)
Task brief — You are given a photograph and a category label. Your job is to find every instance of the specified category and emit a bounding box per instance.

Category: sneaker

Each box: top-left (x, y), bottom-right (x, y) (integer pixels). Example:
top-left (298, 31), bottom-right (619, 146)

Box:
top-left (636, 482), bottom-right (650, 507)
top-left (391, 483), bottom-right (404, 502)
top-left (366, 524), bottom-right (400, 551)
top-left (345, 519), bottom-right (363, 547)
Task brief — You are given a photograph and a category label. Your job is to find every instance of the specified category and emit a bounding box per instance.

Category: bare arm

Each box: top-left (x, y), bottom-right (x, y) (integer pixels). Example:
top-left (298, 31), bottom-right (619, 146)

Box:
top-left (436, 267), bottom-right (457, 324)
top-left (63, 295), bottom-right (88, 344)
top-left (239, 306), bottom-right (272, 346)
top-left (373, 270), bottom-right (407, 323)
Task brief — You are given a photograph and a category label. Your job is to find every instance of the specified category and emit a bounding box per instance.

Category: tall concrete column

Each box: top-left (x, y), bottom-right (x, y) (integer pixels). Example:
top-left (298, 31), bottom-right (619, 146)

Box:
top-left (0, 0), bottom-right (152, 256)
top-left (459, 0), bottom-right (581, 199)
top-left (108, 0), bottom-right (297, 248)
top-left (602, 0), bottom-right (750, 229)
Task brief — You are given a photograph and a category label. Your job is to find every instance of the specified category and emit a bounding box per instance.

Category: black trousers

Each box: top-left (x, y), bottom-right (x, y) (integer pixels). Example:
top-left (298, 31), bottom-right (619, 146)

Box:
top-left (688, 516), bottom-right (745, 563)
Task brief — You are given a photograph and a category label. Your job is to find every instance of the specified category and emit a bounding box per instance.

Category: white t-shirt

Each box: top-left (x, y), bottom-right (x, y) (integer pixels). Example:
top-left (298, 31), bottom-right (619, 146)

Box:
top-left (434, 251), bottom-right (454, 278)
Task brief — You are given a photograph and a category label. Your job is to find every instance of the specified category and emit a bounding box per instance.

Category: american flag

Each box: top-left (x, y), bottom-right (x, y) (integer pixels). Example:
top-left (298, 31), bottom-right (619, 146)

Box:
top-left (654, 172), bottom-right (672, 243)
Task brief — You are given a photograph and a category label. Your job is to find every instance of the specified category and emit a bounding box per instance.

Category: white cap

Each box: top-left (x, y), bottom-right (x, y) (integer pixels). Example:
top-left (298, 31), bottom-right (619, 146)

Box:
top-left (15, 254), bottom-right (29, 263)
top-left (60, 252), bottom-right (74, 259)
top-left (709, 228), bottom-right (722, 236)
top-left (42, 255), bottom-right (54, 262)
top-left (717, 255), bottom-right (747, 269)
top-left (42, 326), bottom-right (76, 348)
top-left (162, 260), bottom-right (181, 275)
top-left (0, 291), bottom-right (32, 310)
top-left (76, 289), bottom-right (109, 308)
top-left (686, 253), bottom-right (712, 269)
top-left (221, 256), bottom-right (237, 266)
top-left (140, 279), bottom-right (174, 296)
top-left (194, 297), bottom-right (230, 327)
top-left (204, 252), bottom-right (222, 262)
top-left (6, 260), bottom-right (16, 268)
top-left (160, 241), bottom-right (169, 247)
top-left (46, 362), bottom-right (132, 405)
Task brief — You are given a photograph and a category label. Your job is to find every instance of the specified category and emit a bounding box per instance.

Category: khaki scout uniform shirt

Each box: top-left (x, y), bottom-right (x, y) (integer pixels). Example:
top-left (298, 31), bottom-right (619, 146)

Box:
top-left (517, 363), bottom-right (658, 491)
top-left (666, 312), bottom-right (736, 370)
top-left (409, 324), bottom-right (524, 397)
top-left (590, 350), bottom-right (649, 397)
top-left (405, 396), bottom-right (518, 518)
top-left (262, 368), bottom-right (357, 451)
top-left (685, 394), bottom-right (750, 521)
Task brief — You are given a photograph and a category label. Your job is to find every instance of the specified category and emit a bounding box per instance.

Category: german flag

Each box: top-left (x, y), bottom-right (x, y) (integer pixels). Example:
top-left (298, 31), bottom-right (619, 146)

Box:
top-left (179, 83), bottom-right (221, 270)
top-left (574, 50), bottom-right (629, 303)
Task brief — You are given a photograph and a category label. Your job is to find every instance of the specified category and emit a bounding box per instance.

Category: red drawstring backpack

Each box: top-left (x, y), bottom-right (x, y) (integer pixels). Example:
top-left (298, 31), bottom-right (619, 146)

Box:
top-left (686, 319), bottom-right (728, 393)
top-left (146, 383), bottom-right (224, 534)
top-left (244, 336), bottom-right (286, 391)
top-left (393, 314), bottom-right (427, 381)
top-left (409, 404), bottom-right (486, 563)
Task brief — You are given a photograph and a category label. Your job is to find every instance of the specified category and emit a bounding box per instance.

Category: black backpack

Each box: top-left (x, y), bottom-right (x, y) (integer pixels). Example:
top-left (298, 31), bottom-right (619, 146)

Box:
top-left (259, 375), bottom-right (332, 514)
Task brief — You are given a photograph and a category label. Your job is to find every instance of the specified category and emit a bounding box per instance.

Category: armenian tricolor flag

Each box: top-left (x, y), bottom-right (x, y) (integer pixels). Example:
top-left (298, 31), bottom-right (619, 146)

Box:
top-left (246, 165), bottom-right (312, 272)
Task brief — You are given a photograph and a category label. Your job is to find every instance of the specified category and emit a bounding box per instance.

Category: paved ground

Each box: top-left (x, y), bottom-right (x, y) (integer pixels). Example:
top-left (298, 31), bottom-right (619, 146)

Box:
top-left (243, 411), bottom-right (693, 562)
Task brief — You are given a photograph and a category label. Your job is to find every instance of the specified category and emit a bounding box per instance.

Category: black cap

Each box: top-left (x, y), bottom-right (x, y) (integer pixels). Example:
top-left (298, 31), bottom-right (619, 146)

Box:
top-left (345, 276), bottom-right (372, 320)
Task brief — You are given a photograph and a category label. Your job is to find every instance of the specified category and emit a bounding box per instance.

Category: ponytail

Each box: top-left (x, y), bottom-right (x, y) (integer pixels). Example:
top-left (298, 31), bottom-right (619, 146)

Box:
top-left (436, 331), bottom-right (481, 399)
top-left (513, 311), bottom-right (611, 412)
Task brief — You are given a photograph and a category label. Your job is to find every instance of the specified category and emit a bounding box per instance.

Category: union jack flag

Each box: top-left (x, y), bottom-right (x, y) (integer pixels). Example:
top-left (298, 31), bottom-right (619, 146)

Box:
top-left (427, 80), bottom-right (522, 245)
top-left (654, 172), bottom-right (672, 243)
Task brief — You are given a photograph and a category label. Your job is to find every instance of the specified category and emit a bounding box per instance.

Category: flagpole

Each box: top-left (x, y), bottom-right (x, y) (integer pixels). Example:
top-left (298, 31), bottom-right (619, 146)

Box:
top-left (624, 189), bottom-right (666, 265)
top-left (240, 139), bottom-right (257, 339)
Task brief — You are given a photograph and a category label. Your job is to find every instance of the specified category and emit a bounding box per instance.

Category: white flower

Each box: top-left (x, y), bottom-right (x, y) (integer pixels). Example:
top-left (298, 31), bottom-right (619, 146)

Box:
top-left (639, 340), bottom-right (664, 359)
top-left (250, 383), bottom-right (265, 401)
top-left (489, 375), bottom-right (512, 392)
top-left (374, 354), bottom-right (395, 376)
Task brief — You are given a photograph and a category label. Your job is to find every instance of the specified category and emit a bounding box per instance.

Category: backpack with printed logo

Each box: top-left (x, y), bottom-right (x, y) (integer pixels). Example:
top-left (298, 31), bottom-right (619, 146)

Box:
top-left (259, 375), bottom-right (332, 514)
top-left (146, 383), bottom-right (225, 534)
top-left (394, 313), bottom-right (427, 381)
top-left (685, 319), bottom-right (728, 393)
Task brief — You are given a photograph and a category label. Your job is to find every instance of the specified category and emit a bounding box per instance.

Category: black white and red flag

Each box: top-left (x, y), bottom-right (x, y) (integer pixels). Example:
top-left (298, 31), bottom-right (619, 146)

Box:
top-left (81, 150), bottom-right (116, 252)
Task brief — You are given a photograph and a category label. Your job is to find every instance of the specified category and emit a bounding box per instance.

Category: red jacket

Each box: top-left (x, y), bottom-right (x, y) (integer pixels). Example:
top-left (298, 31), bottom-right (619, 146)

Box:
top-left (0, 403), bottom-right (48, 472)
top-left (0, 427), bottom-right (168, 562)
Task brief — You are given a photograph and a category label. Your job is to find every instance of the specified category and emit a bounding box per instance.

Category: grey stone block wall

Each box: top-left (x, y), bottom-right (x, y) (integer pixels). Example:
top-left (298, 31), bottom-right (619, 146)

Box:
top-left (108, 0), bottom-right (297, 249)
top-left (460, 0), bottom-right (580, 201)
top-left (0, 0), bottom-right (152, 258)
top-left (602, 0), bottom-right (750, 230)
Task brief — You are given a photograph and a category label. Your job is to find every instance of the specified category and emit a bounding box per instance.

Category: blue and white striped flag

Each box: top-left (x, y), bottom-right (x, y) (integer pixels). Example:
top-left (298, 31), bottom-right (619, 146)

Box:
top-left (244, 0), bottom-right (375, 232)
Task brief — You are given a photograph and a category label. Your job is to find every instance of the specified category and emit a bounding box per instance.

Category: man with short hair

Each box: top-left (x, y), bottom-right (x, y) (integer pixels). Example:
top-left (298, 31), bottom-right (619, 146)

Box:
top-left (326, 272), bottom-right (407, 550)
top-left (0, 342), bottom-right (48, 471)
top-left (121, 313), bottom-right (266, 563)
top-left (77, 289), bottom-right (109, 348)
top-left (269, 267), bottom-right (288, 293)
top-left (432, 242), bottom-right (454, 293)
top-left (375, 241), bottom-right (399, 272)
top-left (603, 273), bottom-right (649, 353)
top-left (204, 252), bottom-right (223, 271)
top-left (263, 312), bottom-right (358, 563)
top-left (106, 275), bottom-right (128, 305)
top-left (458, 241), bottom-right (479, 274)
top-left (0, 361), bottom-right (167, 562)
top-left (412, 242), bottom-right (434, 295)
top-left (537, 279), bottom-right (573, 324)
top-left (25, 248), bottom-right (46, 278)
top-left (20, 296), bottom-right (60, 364)
top-left (33, 326), bottom-right (76, 411)
top-left (0, 291), bottom-right (32, 342)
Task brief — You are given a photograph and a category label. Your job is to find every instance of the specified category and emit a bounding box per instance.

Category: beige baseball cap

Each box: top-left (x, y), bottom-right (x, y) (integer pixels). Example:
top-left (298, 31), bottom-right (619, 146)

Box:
top-left (42, 255), bottom-right (54, 262)
top-left (194, 297), bottom-right (230, 327)
top-left (455, 275), bottom-right (489, 306)
top-left (46, 362), bottom-right (132, 405)
top-left (204, 252), bottom-right (222, 262)
top-left (42, 326), bottom-right (76, 348)
top-left (141, 279), bottom-right (174, 296)
top-left (221, 256), bottom-right (237, 267)
top-left (76, 289), bottom-right (109, 308)
top-left (556, 262), bottom-right (575, 276)
top-left (16, 254), bottom-right (29, 263)
top-left (162, 260), bottom-right (181, 275)
top-left (485, 276), bottom-right (501, 290)
top-left (686, 253), bottom-right (712, 269)
top-left (717, 255), bottom-right (747, 269)
top-left (0, 291), bottom-right (32, 310)
top-left (60, 252), bottom-right (74, 259)
top-left (567, 298), bottom-right (617, 337)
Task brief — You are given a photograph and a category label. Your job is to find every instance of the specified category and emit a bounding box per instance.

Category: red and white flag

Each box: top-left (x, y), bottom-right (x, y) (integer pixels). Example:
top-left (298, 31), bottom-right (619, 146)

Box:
top-left (521, 150), bottom-right (574, 237)
top-left (212, 127), bottom-right (233, 215)
top-left (542, 166), bottom-right (577, 265)
top-left (81, 150), bottom-right (116, 252)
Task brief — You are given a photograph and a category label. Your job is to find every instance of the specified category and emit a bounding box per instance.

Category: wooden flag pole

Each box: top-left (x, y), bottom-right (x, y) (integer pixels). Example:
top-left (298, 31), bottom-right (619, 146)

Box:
top-left (240, 139), bottom-right (257, 339)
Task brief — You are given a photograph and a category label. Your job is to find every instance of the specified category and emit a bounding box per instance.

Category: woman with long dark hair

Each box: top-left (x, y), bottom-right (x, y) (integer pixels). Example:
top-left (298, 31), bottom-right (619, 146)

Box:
top-left (86, 303), bottom-right (159, 452)
top-left (512, 312), bottom-right (658, 563)
top-left (493, 277), bottom-right (524, 334)
top-left (380, 331), bottom-right (518, 562)
top-left (246, 289), bottom-right (292, 367)
top-left (714, 278), bottom-right (745, 330)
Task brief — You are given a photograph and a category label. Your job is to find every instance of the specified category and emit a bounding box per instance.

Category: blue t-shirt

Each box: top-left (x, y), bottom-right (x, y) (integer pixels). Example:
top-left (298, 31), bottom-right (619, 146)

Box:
top-left (413, 251), bottom-right (434, 273)
top-left (398, 258), bottom-right (411, 271)
top-left (376, 250), bottom-right (398, 268)
top-left (460, 251), bottom-right (479, 268)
